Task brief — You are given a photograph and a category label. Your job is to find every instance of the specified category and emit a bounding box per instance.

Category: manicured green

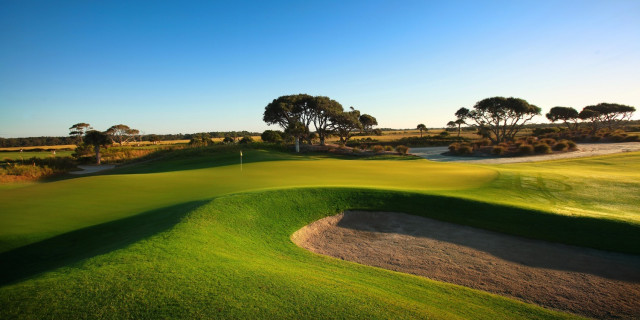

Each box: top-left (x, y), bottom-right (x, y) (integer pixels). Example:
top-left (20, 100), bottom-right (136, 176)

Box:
top-left (1, 189), bottom-right (575, 319)
top-left (1, 146), bottom-right (638, 319)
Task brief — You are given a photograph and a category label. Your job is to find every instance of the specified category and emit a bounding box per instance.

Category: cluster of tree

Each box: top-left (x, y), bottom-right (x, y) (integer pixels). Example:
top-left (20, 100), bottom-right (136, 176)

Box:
top-left (263, 94), bottom-right (377, 150)
top-left (68, 123), bottom-right (141, 164)
top-left (546, 103), bottom-right (636, 133)
top-left (452, 97), bottom-right (542, 144)
top-left (450, 98), bottom-right (636, 145)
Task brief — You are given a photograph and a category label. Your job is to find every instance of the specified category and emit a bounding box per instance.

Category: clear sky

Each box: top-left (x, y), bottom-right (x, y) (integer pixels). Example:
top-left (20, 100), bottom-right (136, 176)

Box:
top-left (1, 0), bottom-right (639, 138)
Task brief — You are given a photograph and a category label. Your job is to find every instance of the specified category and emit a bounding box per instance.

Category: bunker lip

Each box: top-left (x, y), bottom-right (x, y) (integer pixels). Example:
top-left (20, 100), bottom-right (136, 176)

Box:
top-left (69, 165), bottom-right (116, 175)
top-left (292, 210), bottom-right (640, 319)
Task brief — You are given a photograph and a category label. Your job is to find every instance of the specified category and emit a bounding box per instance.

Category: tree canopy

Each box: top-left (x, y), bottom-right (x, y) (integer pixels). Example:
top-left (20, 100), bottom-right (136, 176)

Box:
top-left (468, 97), bottom-right (541, 144)
top-left (582, 103), bottom-right (635, 130)
top-left (106, 124), bottom-right (139, 146)
top-left (546, 107), bottom-right (579, 130)
top-left (69, 123), bottom-right (92, 144)
top-left (416, 124), bottom-right (427, 137)
top-left (359, 114), bottom-right (378, 133)
top-left (83, 130), bottom-right (110, 165)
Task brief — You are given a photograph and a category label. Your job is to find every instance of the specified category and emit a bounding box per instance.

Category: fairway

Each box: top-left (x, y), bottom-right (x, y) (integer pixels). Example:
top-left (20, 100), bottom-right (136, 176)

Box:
top-left (1, 147), bottom-right (639, 319)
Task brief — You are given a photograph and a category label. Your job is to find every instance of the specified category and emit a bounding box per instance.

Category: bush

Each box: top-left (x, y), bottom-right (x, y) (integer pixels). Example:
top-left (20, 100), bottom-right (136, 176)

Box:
top-left (457, 145), bottom-right (473, 155)
top-left (519, 144), bottom-right (534, 154)
top-left (261, 130), bottom-right (283, 143)
top-left (534, 143), bottom-right (552, 154)
top-left (371, 145), bottom-right (384, 153)
top-left (540, 138), bottom-right (556, 146)
top-left (566, 140), bottom-right (577, 149)
top-left (477, 138), bottom-right (491, 147)
top-left (610, 135), bottom-right (625, 142)
top-left (439, 131), bottom-right (449, 137)
top-left (553, 141), bottom-right (568, 151)
top-left (395, 145), bottom-right (409, 155)
top-left (239, 136), bottom-right (253, 144)
top-left (448, 143), bottom-right (459, 152)
top-left (491, 146), bottom-right (506, 155)
top-left (533, 127), bottom-right (560, 136)
top-left (384, 145), bottom-right (394, 151)
top-left (623, 135), bottom-right (639, 142)
top-left (222, 136), bottom-right (235, 144)
top-left (589, 135), bottom-right (602, 142)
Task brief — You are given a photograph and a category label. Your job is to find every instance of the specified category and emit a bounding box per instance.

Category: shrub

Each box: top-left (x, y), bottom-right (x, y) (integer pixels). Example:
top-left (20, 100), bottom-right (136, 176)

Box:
top-left (566, 140), bottom-right (577, 149)
top-left (519, 144), bottom-right (534, 154)
top-left (477, 138), bottom-right (491, 147)
top-left (222, 136), bottom-right (235, 144)
top-left (540, 138), bottom-right (556, 146)
top-left (623, 135), bottom-right (639, 142)
top-left (610, 135), bottom-right (625, 142)
top-left (533, 127), bottom-right (560, 136)
top-left (448, 143), bottom-right (459, 152)
top-left (534, 143), bottom-right (552, 154)
top-left (261, 130), bottom-right (283, 143)
top-left (589, 135), bottom-right (602, 142)
top-left (395, 145), bottom-right (409, 155)
top-left (491, 146), bottom-right (506, 155)
top-left (384, 145), bottom-right (394, 151)
top-left (239, 136), bottom-right (253, 144)
top-left (371, 145), bottom-right (384, 153)
top-left (457, 145), bottom-right (473, 155)
top-left (553, 141), bottom-right (568, 151)
top-left (439, 131), bottom-right (449, 137)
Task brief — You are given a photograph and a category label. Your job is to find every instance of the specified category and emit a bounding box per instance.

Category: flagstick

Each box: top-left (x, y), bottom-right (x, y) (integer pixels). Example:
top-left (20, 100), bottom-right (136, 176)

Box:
top-left (240, 150), bottom-right (243, 172)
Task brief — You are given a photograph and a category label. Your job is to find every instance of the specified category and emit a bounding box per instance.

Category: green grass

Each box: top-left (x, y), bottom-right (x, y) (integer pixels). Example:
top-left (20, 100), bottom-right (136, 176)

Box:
top-left (1, 146), bottom-right (639, 319)
top-left (0, 189), bottom-right (577, 319)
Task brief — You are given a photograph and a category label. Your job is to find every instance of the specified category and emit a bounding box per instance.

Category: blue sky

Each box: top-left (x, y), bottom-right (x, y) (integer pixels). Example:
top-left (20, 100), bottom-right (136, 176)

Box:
top-left (1, 0), bottom-right (639, 138)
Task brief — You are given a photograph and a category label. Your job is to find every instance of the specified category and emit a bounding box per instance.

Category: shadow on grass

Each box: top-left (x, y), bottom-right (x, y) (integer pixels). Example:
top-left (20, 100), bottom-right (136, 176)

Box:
top-left (0, 200), bottom-right (209, 287)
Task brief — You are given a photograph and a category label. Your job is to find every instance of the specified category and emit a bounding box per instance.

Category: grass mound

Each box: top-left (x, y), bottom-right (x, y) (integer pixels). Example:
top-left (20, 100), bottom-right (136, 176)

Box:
top-left (0, 189), bottom-right (579, 319)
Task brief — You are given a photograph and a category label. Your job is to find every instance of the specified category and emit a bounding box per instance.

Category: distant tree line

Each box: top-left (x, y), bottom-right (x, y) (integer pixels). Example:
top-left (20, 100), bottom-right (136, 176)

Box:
top-left (0, 130), bottom-right (261, 148)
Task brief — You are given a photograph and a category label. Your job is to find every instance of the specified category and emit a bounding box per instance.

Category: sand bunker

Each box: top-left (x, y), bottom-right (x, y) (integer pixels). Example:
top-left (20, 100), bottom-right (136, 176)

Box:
top-left (292, 211), bottom-right (640, 319)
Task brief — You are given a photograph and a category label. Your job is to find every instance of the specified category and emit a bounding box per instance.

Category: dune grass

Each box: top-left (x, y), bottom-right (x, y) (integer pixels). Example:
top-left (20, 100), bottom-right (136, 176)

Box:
top-left (1, 146), bottom-right (638, 318)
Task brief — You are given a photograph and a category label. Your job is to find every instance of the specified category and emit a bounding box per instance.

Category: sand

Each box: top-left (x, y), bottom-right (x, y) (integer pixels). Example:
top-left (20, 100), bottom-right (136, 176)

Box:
top-left (292, 211), bottom-right (640, 319)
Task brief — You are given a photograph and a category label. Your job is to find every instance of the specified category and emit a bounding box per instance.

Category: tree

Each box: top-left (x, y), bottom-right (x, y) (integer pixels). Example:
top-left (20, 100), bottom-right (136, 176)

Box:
top-left (582, 103), bottom-right (635, 131)
top-left (263, 94), bottom-right (314, 143)
top-left (83, 130), bottom-right (110, 165)
top-left (546, 106), bottom-right (580, 131)
top-left (359, 114), bottom-right (378, 133)
top-left (331, 109), bottom-right (362, 144)
top-left (310, 96), bottom-right (343, 146)
top-left (579, 109), bottom-right (600, 133)
top-left (189, 133), bottom-right (212, 147)
top-left (446, 121), bottom-right (456, 132)
top-left (417, 124), bottom-right (427, 137)
top-left (261, 130), bottom-right (283, 143)
top-left (453, 107), bottom-right (469, 137)
top-left (468, 97), bottom-right (541, 144)
top-left (69, 123), bottom-right (91, 144)
top-left (106, 124), bottom-right (138, 146)
top-left (148, 134), bottom-right (161, 145)
top-left (284, 121), bottom-right (307, 152)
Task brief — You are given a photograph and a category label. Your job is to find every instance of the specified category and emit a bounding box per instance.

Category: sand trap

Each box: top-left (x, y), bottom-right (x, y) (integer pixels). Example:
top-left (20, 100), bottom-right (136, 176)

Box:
top-left (411, 142), bottom-right (640, 164)
top-left (69, 165), bottom-right (116, 175)
top-left (292, 211), bottom-right (640, 319)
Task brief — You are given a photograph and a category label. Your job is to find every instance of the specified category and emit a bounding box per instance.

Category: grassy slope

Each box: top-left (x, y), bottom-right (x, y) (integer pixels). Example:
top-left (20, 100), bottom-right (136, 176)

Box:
top-left (0, 149), bottom-right (496, 252)
top-left (1, 147), bottom-right (639, 318)
top-left (446, 152), bottom-right (640, 223)
top-left (0, 189), bottom-right (575, 319)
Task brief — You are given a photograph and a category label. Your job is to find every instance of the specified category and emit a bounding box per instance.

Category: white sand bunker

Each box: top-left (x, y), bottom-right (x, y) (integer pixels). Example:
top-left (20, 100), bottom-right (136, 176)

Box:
top-left (292, 211), bottom-right (640, 319)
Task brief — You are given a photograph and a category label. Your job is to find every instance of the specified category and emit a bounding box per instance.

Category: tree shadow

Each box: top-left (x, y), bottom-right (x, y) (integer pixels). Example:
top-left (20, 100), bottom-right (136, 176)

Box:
top-left (0, 200), bottom-right (209, 287)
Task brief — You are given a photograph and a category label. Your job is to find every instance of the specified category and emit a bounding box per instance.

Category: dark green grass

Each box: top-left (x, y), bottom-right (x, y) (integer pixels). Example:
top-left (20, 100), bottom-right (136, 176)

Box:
top-left (0, 189), bottom-right (577, 319)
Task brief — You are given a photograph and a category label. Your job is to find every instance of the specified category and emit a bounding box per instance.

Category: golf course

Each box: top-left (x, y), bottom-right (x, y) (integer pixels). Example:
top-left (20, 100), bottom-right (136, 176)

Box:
top-left (1, 145), bottom-right (639, 319)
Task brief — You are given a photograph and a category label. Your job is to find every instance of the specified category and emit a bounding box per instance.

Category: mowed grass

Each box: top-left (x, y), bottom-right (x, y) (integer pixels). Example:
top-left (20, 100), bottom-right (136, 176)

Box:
top-left (447, 152), bottom-right (640, 223)
top-left (1, 189), bottom-right (577, 319)
top-left (0, 148), bottom-right (496, 252)
top-left (1, 146), bottom-right (639, 318)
